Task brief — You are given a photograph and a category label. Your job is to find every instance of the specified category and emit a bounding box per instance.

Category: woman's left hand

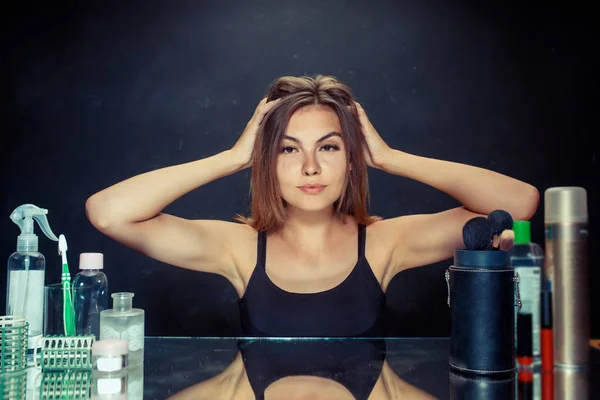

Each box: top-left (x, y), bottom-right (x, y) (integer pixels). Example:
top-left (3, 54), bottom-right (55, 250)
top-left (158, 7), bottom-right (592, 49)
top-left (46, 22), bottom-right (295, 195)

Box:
top-left (352, 102), bottom-right (393, 168)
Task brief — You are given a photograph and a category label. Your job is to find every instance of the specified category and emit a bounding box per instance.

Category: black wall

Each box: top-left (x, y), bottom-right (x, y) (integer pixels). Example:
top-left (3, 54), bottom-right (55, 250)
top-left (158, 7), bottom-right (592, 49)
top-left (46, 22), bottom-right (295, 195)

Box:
top-left (2, 0), bottom-right (597, 337)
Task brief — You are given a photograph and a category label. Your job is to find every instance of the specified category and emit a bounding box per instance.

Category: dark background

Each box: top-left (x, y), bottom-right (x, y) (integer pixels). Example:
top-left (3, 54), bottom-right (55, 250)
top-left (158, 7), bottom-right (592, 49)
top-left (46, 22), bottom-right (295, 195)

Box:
top-left (1, 0), bottom-right (597, 337)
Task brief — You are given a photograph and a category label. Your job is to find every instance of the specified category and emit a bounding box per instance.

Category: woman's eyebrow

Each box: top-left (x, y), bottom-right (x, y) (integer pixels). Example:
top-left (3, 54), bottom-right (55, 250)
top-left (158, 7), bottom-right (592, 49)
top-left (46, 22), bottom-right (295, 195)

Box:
top-left (283, 132), bottom-right (342, 145)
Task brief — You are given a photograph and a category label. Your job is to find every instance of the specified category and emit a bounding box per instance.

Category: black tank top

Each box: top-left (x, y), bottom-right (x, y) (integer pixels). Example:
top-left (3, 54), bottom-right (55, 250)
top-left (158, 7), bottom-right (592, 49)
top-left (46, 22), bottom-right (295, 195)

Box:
top-left (238, 224), bottom-right (386, 337)
top-left (239, 338), bottom-right (387, 400)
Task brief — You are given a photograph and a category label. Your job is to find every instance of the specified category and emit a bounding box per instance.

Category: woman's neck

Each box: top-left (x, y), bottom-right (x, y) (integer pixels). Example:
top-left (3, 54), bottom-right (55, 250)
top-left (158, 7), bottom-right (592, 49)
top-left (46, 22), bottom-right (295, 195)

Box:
top-left (275, 209), bottom-right (351, 253)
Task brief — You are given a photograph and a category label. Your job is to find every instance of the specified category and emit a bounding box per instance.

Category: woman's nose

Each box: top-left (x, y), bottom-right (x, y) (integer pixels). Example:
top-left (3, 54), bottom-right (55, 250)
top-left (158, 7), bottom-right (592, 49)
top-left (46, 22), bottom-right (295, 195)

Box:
top-left (302, 155), bottom-right (321, 176)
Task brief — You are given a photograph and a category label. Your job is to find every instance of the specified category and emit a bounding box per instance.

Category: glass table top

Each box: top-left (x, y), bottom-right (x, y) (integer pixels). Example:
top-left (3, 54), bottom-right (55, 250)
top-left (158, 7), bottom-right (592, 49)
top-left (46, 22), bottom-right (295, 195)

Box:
top-left (4, 337), bottom-right (599, 399)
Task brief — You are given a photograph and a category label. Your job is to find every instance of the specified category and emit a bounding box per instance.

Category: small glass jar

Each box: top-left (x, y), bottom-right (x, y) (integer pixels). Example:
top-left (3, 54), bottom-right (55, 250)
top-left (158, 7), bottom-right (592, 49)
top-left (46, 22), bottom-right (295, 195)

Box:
top-left (92, 339), bottom-right (129, 372)
top-left (92, 370), bottom-right (128, 398)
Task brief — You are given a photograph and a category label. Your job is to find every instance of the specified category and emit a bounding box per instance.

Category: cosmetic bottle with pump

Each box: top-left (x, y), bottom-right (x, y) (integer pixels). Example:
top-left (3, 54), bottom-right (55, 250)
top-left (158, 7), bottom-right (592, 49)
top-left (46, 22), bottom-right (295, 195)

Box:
top-left (6, 204), bottom-right (59, 366)
top-left (509, 220), bottom-right (544, 366)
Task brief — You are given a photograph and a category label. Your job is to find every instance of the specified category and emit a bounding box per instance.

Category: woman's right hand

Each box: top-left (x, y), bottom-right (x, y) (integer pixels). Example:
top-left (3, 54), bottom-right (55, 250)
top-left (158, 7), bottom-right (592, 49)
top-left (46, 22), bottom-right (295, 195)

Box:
top-left (230, 97), bottom-right (282, 170)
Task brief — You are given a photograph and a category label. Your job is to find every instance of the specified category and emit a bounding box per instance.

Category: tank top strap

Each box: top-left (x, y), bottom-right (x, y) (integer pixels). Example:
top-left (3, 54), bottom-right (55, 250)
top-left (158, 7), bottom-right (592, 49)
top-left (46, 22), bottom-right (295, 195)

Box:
top-left (257, 230), bottom-right (267, 268)
top-left (358, 224), bottom-right (366, 259)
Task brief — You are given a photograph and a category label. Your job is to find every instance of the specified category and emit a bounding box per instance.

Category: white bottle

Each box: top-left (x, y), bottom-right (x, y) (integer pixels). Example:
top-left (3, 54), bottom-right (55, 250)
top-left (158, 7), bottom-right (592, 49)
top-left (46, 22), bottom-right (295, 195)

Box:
top-left (100, 292), bottom-right (145, 367)
top-left (6, 204), bottom-right (59, 366)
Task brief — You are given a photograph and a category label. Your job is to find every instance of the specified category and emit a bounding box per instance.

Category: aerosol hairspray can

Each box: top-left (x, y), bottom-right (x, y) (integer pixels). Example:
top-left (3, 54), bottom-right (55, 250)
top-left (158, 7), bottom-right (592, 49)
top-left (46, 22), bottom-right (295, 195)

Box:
top-left (544, 186), bottom-right (589, 368)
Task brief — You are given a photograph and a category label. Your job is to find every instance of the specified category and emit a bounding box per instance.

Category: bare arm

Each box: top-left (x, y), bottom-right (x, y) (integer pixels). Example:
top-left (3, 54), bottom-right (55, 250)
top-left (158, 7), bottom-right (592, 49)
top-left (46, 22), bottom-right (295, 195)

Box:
top-left (379, 150), bottom-right (539, 269)
top-left (85, 150), bottom-right (245, 277)
top-left (381, 150), bottom-right (539, 219)
top-left (86, 150), bottom-right (242, 228)
top-left (85, 97), bottom-right (282, 278)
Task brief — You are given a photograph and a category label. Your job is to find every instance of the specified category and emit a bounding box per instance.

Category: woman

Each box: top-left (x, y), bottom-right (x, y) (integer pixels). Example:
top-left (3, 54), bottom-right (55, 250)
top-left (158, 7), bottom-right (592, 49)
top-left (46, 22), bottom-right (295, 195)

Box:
top-left (86, 75), bottom-right (539, 337)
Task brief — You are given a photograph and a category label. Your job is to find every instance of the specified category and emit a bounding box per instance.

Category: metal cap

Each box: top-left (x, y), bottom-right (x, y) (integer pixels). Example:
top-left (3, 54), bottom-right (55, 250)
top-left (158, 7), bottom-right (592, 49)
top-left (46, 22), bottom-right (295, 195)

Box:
top-left (544, 187), bottom-right (588, 224)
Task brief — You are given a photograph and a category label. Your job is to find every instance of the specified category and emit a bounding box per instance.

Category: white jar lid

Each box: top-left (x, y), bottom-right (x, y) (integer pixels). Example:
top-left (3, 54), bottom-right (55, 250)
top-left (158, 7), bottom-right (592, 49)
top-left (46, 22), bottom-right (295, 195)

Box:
top-left (92, 339), bottom-right (129, 357)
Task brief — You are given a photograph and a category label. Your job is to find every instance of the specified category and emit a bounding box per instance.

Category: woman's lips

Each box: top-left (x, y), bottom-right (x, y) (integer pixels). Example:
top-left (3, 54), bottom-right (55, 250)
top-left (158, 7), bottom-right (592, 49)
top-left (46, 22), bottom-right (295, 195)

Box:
top-left (298, 185), bottom-right (326, 193)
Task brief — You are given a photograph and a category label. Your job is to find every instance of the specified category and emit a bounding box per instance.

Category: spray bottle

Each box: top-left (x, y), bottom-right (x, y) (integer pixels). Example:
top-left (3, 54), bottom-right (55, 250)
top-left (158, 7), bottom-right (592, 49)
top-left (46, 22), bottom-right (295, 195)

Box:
top-left (6, 204), bottom-right (59, 365)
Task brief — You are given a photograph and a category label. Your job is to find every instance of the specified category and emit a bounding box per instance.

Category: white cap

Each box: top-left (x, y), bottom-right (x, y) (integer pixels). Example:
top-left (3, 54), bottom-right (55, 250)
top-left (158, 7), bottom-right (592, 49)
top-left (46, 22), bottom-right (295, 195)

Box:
top-left (544, 187), bottom-right (588, 224)
top-left (79, 253), bottom-right (104, 270)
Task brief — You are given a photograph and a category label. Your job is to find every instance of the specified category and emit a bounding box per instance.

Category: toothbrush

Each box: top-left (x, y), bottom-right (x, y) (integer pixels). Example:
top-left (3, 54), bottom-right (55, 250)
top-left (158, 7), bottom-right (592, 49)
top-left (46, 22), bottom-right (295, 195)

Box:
top-left (58, 234), bottom-right (75, 336)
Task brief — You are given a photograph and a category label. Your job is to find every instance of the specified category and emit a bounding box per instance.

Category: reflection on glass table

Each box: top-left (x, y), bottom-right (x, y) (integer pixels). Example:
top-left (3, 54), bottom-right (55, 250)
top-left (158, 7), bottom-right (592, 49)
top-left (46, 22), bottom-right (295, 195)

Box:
top-left (144, 337), bottom-right (599, 400)
top-left (166, 339), bottom-right (435, 400)
top-left (5, 337), bottom-right (598, 399)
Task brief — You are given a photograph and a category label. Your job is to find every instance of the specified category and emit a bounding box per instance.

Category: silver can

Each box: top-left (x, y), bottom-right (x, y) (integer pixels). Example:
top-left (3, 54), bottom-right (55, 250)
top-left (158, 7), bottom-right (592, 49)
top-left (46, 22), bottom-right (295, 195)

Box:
top-left (544, 186), bottom-right (589, 368)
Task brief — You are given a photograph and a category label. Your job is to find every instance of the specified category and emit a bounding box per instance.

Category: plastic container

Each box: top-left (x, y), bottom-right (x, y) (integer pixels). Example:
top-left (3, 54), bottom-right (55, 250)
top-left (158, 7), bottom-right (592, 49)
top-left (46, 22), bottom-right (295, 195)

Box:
top-left (73, 253), bottom-right (109, 339)
top-left (92, 339), bottom-right (128, 372)
top-left (6, 204), bottom-right (60, 365)
top-left (509, 221), bottom-right (544, 365)
top-left (91, 339), bottom-right (129, 397)
top-left (40, 335), bottom-right (94, 371)
top-left (100, 293), bottom-right (145, 367)
top-left (0, 315), bottom-right (28, 373)
top-left (39, 369), bottom-right (92, 399)
top-left (1, 370), bottom-right (27, 400)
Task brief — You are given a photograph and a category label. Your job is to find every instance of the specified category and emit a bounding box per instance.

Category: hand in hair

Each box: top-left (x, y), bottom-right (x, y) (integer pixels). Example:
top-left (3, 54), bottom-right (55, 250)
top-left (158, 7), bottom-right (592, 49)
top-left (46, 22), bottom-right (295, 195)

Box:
top-left (230, 97), bottom-right (282, 169)
top-left (351, 102), bottom-right (392, 168)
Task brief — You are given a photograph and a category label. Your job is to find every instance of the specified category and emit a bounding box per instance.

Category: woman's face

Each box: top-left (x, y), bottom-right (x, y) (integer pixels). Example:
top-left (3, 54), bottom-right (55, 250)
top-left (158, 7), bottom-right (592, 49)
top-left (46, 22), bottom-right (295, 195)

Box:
top-left (276, 106), bottom-right (349, 213)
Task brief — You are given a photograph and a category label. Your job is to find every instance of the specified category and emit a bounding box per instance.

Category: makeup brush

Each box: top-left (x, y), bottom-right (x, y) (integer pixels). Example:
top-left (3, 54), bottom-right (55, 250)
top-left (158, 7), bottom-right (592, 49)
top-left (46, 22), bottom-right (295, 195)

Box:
top-left (488, 210), bottom-right (513, 236)
top-left (462, 217), bottom-right (493, 250)
top-left (487, 210), bottom-right (514, 250)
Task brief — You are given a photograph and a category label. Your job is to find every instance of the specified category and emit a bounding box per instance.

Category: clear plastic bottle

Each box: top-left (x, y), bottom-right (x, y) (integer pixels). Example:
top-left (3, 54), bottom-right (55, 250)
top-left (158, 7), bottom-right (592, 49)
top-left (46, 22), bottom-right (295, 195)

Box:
top-left (72, 253), bottom-right (109, 339)
top-left (100, 293), bottom-right (144, 366)
top-left (510, 220), bottom-right (544, 367)
top-left (6, 204), bottom-right (60, 366)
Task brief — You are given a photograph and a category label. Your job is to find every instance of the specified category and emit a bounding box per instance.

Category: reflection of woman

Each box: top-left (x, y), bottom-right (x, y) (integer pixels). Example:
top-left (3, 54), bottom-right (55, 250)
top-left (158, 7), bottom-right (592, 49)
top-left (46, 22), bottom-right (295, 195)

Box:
top-left (168, 340), bottom-right (437, 400)
top-left (86, 75), bottom-right (538, 337)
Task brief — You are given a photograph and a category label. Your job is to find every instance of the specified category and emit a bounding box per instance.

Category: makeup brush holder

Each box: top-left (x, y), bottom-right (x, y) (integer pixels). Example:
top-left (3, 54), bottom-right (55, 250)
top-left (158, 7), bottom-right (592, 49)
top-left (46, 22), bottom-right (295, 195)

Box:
top-left (449, 370), bottom-right (516, 399)
top-left (445, 249), bottom-right (521, 376)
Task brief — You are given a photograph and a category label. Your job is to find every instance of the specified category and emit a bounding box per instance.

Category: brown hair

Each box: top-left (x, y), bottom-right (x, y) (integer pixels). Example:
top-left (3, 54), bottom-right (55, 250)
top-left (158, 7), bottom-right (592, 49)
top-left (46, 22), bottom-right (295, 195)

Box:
top-left (234, 75), bottom-right (381, 232)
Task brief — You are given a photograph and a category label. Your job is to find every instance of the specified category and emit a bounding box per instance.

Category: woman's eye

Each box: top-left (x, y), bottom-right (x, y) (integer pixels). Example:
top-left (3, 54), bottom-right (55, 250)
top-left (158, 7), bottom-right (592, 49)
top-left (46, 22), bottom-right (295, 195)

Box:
top-left (321, 144), bottom-right (339, 151)
top-left (280, 145), bottom-right (339, 153)
top-left (281, 146), bottom-right (296, 154)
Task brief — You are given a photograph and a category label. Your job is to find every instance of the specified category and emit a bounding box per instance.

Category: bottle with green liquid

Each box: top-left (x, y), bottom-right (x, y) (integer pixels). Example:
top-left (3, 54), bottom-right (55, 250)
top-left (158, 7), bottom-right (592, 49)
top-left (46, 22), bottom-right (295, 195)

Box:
top-left (510, 220), bottom-right (544, 366)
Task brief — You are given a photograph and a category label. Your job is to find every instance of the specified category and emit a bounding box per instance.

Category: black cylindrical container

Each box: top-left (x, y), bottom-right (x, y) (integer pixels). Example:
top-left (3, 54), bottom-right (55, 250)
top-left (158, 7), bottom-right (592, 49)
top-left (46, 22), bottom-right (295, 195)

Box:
top-left (446, 249), bottom-right (519, 375)
top-left (449, 370), bottom-right (516, 399)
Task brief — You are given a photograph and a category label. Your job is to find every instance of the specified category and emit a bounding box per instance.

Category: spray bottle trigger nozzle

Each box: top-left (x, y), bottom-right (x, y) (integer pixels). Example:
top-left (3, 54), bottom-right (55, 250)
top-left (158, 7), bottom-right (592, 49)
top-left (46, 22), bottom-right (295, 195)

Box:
top-left (32, 213), bottom-right (59, 242)
top-left (10, 204), bottom-right (59, 242)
